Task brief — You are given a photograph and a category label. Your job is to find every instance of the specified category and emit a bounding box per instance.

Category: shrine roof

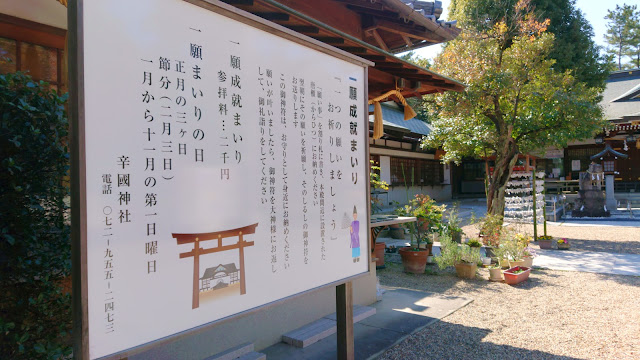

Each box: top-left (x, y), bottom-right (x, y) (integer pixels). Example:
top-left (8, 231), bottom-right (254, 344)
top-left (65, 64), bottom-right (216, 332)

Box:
top-left (221, 0), bottom-right (465, 98)
top-left (368, 103), bottom-right (432, 136)
top-left (200, 263), bottom-right (239, 279)
top-left (590, 144), bottom-right (629, 160)
top-left (601, 69), bottom-right (640, 122)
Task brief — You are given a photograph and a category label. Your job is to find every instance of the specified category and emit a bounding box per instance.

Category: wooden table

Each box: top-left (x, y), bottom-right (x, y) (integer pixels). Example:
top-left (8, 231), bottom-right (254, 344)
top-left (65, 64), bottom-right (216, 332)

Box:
top-left (369, 216), bottom-right (417, 253)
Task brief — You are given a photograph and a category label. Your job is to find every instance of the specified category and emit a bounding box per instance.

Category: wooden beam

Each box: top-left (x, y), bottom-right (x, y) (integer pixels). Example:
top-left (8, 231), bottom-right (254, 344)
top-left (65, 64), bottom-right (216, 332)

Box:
top-left (370, 29), bottom-right (389, 52)
top-left (374, 62), bottom-right (404, 68)
top-left (335, 0), bottom-right (386, 11)
top-left (359, 54), bottom-right (388, 62)
top-left (372, 20), bottom-right (444, 43)
top-left (345, 4), bottom-right (401, 22)
top-left (336, 46), bottom-right (368, 53)
top-left (401, 34), bottom-right (413, 47)
top-left (310, 36), bottom-right (345, 44)
top-left (368, 67), bottom-right (396, 85)
top-left (285, 25), bottom-right (320, 34)
top-left (255, 12), bottom-right (290, 21)
top-left (382, 68), bottom-right (421, 75)
top-left (220, 0), bottom-right (254, 5)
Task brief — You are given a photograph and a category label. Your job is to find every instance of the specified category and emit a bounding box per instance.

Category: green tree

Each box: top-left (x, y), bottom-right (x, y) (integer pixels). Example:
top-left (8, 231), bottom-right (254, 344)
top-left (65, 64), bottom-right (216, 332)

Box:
top-left (0, 72), bottom-right (72, 359)
top-left (622, 7), bottom-right (640, 69)
top-left (604, 4), bottom-right (638, 70)
top-left (450, 0), bottom-right (608, 87)
top-left (423, 0), bottom-right (604, 216)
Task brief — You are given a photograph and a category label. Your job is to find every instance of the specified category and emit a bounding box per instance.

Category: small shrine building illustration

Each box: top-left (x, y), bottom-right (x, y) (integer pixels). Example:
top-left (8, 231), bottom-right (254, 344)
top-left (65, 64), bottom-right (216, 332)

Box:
top-left (200, 263), bottom-right (240, 292)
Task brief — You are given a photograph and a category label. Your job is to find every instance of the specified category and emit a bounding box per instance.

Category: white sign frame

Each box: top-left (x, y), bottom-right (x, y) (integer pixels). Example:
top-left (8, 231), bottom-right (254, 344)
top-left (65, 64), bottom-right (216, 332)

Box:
top-left (68, 0), bottom-right (373, 359)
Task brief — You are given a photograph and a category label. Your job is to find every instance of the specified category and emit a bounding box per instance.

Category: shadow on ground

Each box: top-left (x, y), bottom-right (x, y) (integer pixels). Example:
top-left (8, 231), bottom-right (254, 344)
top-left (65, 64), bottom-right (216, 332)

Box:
top-left (567, 238), bottom-right (640, 255)
top-left (380, 321), bottom-right (584, 360)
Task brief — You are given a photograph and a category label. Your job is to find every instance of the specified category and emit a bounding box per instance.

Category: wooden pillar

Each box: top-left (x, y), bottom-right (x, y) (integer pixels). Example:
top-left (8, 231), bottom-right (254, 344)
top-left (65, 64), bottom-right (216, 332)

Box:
top-left (239, 232), bottom-right (246, 295)
top-left (193, 238), bottom-right (200, 309)
top-left (336, 282), bottom-right (354, 360)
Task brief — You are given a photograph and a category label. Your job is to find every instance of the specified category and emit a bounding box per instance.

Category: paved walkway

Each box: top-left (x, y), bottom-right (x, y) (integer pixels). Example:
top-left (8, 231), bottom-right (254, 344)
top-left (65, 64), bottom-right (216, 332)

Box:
top-left (378, 235), bottom-right (640, 277)
top-left (262, 288), bottom-right (472, 360)
top-left (533, 249), bottom-right (640, 276)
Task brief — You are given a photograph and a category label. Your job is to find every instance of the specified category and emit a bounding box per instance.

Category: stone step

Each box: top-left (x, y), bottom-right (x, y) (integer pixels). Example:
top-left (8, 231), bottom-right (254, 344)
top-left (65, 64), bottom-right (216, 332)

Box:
top-left (205, 343), bottom-right (254, 360)
top-left (282, 305), bottom-right (376, 348)
top-left (236, 351), bottom-right (266, 360)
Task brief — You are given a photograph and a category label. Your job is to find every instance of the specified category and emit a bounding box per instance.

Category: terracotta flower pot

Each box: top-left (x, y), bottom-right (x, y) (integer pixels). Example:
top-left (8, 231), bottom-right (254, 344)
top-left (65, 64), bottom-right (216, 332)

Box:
top-left (399, 247), bottom-right (429, 274)
top-left (489, 267), bottom-right (503, 282)
top-left (538, 239), bottom-right (553, 249)
top-left (419, 243), bottom-right (433, 256)
top-left (374, 242), bottom-right (386, 269)
top-left (454, 262), bottom-right (477, 279)
top-left (522, 256), bottom-right (533, 268)
top-left (557, 243), bottom-right (570, 250)
top-left (503, 266), bottom-right (531, 285)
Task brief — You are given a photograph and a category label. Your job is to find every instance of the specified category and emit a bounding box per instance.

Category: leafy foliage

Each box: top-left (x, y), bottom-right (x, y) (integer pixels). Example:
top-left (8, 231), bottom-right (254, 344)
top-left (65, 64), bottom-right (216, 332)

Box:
top-left (423, 0), bottom-right (605, 215)
top-left (370, 160), bottom-right (389, 214)
top-left (604, 4), bottom-right (640, 70)
top-left (436, 235), bottom-right (482, 268)
top-left (0, 72), bottom-right (71, 359)
top-left (395, 194), bottom-right (446, 249)
top-left (449, 0), bottom-right (609, 87)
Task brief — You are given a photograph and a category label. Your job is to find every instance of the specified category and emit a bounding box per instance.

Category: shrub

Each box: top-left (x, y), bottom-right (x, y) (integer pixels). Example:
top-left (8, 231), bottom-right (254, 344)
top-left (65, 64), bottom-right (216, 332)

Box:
top-left (436, 235), bottom-right (482, 269)
top-left (0, 72), bottom-right (71, 359)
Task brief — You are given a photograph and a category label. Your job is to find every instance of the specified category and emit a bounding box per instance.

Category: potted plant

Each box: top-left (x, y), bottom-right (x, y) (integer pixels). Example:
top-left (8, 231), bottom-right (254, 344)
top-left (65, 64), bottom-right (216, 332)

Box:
top-left (369, 160), bottom-right (389, 215)
top-left (467, 239), bottom-right (482, 248)
top-left (446, 204), bottom-right (463, 243)
top-left (537, 235), bottom-right (554, 249)
top-left (503, 266), bottom-right (531, 285)
top-left (476, 213), bottom-right (503, 257)
top-left (436, 235), bottom-right (482, 279)
top-left (502, 236), bottom-right (527, 268)
top-left (420, 233), bottom-right (434, 256)
top-left (492, 244), bottom-right (510, 268)
top-left (395, 193), bottom-right (444, 274)
top-left (557, 238), bottom-right (570, 250)
top-left (488, 263), bottom-right (503, 281)
top-left (522, 246), bottom-right (536, 267)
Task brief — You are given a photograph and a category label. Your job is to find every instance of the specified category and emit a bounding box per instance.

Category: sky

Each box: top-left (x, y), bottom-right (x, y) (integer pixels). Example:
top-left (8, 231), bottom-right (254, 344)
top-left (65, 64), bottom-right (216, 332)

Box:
top-left (412, 0), bottom-right (617, 60)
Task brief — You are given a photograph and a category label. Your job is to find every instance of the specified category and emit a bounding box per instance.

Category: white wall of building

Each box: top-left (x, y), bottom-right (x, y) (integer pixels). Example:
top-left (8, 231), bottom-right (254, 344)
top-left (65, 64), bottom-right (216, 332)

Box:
top-left (371, 149), bottom-right (453, 206)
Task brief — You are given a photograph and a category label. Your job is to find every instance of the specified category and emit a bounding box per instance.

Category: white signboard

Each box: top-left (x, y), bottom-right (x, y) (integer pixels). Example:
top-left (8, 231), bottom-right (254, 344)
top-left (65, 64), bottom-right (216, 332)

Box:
top-left (571, 159), bottom-right (581, 171)
top-left (80, 0), bottom-right (369, 358)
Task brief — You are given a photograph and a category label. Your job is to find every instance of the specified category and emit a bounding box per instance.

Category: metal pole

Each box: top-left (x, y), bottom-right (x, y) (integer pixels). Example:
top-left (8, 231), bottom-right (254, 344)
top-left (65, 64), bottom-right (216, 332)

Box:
top-left (532, 169), bottom-right (538, 241)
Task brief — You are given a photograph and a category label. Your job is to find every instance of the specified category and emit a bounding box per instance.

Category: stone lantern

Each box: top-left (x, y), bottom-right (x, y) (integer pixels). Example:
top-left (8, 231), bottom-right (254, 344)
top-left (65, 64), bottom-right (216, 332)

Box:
top-left (590, 144), bottom-right (629, 211)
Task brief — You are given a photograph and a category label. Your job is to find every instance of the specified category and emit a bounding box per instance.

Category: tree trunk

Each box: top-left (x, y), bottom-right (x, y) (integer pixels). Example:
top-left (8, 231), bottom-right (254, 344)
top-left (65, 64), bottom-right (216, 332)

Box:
top-left (486, 137), bottom-right (519, 217)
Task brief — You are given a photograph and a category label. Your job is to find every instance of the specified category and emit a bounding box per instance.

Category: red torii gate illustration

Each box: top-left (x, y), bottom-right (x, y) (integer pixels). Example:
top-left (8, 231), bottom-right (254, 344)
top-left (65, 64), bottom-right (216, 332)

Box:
top-left (173, 223), bottom-right (258, 309)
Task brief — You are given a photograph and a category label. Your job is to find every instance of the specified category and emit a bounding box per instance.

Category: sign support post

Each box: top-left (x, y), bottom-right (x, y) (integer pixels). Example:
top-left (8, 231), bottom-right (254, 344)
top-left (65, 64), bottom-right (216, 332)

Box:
top-left (336, 282), bottom-right (354, 360)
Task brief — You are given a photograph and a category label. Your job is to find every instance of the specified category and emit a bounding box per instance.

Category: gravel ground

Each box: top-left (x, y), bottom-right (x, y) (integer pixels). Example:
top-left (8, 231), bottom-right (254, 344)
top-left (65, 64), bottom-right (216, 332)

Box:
top-left (377, 263), bottom-right (640, 360)
top-left (460, 223), bottom-right (640, 254)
